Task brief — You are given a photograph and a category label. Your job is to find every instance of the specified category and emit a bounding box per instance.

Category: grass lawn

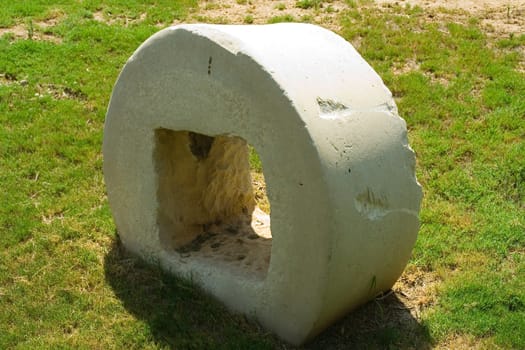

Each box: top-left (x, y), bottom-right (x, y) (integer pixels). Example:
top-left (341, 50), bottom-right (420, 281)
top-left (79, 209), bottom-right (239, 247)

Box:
top-left (1, 0), bottom-right (524, 348)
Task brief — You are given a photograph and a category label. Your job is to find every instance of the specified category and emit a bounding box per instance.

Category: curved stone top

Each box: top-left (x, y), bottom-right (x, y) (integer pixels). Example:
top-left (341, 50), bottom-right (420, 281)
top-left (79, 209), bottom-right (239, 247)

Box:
top-left (133, 23), bottom-right (395, 121)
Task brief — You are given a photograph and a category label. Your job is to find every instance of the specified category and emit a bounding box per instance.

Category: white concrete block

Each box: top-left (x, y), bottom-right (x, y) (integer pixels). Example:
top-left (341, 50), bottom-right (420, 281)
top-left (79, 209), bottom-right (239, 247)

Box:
top-left (103, 23), bottom-right (422, 345)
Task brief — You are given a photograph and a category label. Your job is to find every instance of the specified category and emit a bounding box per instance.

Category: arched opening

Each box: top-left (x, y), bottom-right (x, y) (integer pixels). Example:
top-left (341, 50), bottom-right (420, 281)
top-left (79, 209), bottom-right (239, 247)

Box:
top-left (154, 128), bottom-right (271, 280)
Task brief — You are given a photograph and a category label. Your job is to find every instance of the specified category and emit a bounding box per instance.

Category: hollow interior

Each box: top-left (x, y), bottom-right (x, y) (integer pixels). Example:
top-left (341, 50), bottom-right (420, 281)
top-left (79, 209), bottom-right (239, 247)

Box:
top-left (155, 128), bottom-right (272, 279)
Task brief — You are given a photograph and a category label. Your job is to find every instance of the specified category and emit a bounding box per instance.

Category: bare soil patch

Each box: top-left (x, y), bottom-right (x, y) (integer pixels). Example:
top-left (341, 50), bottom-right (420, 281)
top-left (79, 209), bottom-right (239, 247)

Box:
top-left (0, 16), bottom-right (62, 43)
top-left (376, 0), bottom-right (521, 13)
top-left (189, 0), bottom-right (524, 38)
top-left (93, 10), bottom-right (147, 27)
top-left (178, 0), bottom-right (348, 30)
top-left (0, 24), bottom-right (34, 41)
top-left (377, 0), bottom-right (524, 37)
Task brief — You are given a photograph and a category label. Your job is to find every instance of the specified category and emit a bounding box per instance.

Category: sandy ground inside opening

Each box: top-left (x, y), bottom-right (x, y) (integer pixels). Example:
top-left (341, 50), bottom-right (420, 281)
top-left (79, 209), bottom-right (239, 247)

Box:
top-left (177, 207), bottom-right (272, 280)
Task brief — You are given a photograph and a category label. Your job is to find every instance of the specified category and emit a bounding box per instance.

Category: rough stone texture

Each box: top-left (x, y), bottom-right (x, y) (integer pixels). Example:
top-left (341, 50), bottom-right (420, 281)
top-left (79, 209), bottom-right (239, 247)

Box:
top-left (103, 23), bottom-right (422, 345)
top-left (154, 129), bottom-right (271, 278)
top-left (155, 129), bottom-right (255, 248)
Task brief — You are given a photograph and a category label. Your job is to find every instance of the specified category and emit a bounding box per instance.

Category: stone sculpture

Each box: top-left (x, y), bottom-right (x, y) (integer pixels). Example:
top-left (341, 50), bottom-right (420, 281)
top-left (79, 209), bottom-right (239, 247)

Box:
top-left (103, 23), bottom-right (422, 345)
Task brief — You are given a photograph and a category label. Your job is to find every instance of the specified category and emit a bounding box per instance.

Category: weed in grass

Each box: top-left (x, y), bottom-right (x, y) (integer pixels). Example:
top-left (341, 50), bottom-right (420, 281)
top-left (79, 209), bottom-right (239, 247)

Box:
top-left (26, 19), bottom-right (34, 40)
top-left (267, 14), bottom-right (296, 23)
top-left (325, 5), bottom-right (336, 13)
top-left (296, 0), bottom-right (324, 10)
top-left (300, 15), bottom-right (314, 23)
top-left (244, 15), bottom-right (254, 24)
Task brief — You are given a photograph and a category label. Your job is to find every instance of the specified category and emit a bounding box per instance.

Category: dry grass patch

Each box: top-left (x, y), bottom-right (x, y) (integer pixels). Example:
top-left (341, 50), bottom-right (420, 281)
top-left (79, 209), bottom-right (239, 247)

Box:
top-left (34, 83), bottom-right (87, 101)
top-left (0, 73), bottom-right (18, 87)
top-left (436, 333), bottom-right (501, 350)
top-left (93, 10), bottom-right (148, 27)
top-left (252, 172), bottom-right (270, 214)
top-left (377, 0), bottom-right (524, 38)
top-left (0, 15), bottom-right (63, 43)
top-left (393, 265), bottom-right (441, 319)
top-left (179, 0), bottom-right (346, 30)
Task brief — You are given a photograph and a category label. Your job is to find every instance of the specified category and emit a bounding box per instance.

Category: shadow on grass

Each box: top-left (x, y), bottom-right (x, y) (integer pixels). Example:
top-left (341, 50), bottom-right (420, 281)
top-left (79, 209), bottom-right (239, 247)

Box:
top-left (104, 237), bottom-right (277, 349)
top-left (105, 237), bottom-right (432, 349)
top-left (306, 293), bottom-right (432, 350)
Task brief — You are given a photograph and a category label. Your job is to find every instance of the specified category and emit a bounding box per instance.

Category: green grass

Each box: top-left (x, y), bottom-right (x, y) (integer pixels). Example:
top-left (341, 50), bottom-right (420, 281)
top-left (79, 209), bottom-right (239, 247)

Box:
top-left (339, 4), bottom-right (524, 348)
top-left (1, 0), bottom-right (524, 349)
top-left (0, 0), bottom-right (196, 27)
top-left (295, 0), bottom-right (324, 10)
top-left (243, 15), bottom-right (254, 24)
top-left (267, 14), bottom-right (296, 24)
